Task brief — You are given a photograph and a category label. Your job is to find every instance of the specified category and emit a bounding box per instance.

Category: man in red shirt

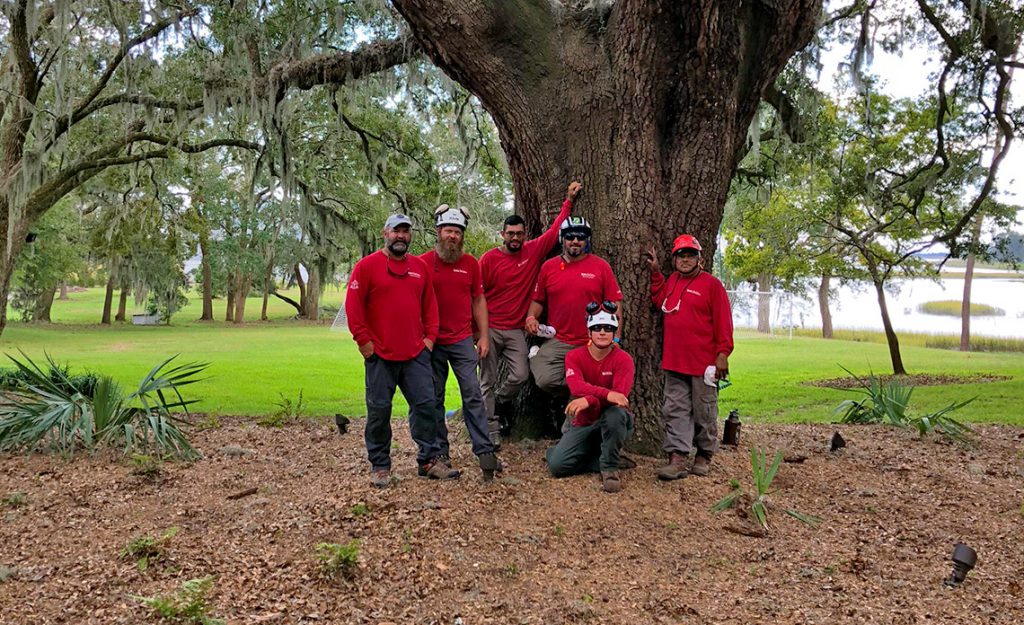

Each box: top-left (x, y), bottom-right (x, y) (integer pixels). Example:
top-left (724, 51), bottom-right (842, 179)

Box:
top-left (545, 303), bottom-right (634, 493)
top-left (344, 214), bottom-right (452, 488)
top-left (647, 234), bottom-right (734, 479)
top-left (526, 216), bottom-right (623, 428)
top-left (419, 205), bottom-right (500, 482)
top-left (479, 181), bottom-right (580, 445)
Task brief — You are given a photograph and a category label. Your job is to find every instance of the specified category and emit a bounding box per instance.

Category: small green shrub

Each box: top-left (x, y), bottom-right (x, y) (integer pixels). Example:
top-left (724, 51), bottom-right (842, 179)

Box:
top-left (129, 454), bottom-right (164, 480)
top-left (316, 540), bottom-right (360, 579)
top-left (917, 300), bottom-right (1004, 317)
top-left (121, 527), bottom-right (179, 571)
top-left (833, 366), bottom-right (976, 444)
top-left (350, 502), bottom-right (369, 517)
top-left (0, 352), bottom-right (206, 459)
top-left (3, 492), bottom-right (27, 508)
top-left (134, 576), bottom-right (223, 624)
top-left (711, 448), bottom-right (819, 531)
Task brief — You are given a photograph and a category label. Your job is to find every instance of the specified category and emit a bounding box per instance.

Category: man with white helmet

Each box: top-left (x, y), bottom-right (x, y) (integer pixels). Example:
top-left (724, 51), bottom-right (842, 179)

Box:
top-left (344, 213), bottom-right (447, 488)
top-left (479, 181), bottom-right (581, 446)
top-left (545, 302), bottom-right (634, 493)
top-left (418, 205), bottom-right (500, 482)
top-left (646, 234), bottom-right (734, 479)
top-left (526, 214), bottom-right (623, 430)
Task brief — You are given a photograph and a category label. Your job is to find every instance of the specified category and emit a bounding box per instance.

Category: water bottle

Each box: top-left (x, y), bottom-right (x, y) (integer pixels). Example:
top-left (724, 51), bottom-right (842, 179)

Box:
top-left (722, 409), bottom-right (741, 446)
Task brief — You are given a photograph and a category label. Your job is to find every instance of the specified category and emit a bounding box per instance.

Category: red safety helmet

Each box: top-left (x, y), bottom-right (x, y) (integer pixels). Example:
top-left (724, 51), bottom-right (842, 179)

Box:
top-left (671, 234), bottom-right (702, 255)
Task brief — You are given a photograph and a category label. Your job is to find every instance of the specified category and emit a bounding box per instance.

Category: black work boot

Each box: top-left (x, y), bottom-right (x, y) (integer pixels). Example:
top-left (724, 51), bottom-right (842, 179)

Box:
top-left (479, 452), bottom-right (499, 483)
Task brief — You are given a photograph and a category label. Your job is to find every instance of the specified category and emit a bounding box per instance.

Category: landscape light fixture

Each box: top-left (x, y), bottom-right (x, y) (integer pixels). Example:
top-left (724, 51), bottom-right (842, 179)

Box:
top-left (944, 543), bottom-right (978, 587)
top-left (334, 414), bottom-right (350, 435)
top-left (830, 431), bottom-right (846, 452)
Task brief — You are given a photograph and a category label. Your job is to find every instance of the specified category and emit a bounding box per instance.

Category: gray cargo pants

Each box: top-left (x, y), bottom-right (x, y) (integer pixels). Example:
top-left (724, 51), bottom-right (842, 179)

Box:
top-left (529, 338), bottom-right (575, 394)
top-left (479, 327), bottom-right (531, 435)
top-left (430, 337), bottom-right (494, 457)
top-left (662, 370), bottom-right (719, 458)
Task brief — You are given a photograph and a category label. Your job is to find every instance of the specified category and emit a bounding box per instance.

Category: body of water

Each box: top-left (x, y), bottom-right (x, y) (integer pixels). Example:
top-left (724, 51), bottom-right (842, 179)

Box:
top-left (732, 277), bottom-right (1024, 339)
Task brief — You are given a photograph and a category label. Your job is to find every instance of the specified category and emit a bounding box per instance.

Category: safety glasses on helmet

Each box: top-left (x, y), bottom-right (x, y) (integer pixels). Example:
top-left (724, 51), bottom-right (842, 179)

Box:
top-left (586, 300), bottom-right (618, 315)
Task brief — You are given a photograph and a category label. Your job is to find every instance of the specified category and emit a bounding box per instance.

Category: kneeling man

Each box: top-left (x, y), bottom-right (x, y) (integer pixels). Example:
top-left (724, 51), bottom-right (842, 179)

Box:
top-left (545, 302), bottom-right (634, 493)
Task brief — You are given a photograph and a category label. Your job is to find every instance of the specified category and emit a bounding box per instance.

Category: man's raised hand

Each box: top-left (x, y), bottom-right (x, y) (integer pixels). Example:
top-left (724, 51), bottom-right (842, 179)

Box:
top-left (567, 181), bottom-right (583, 201)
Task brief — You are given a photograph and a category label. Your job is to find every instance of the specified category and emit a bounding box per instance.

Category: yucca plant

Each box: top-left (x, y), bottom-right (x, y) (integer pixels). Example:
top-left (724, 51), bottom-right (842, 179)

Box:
top-left (711, 447), bottom-right (819, 531)
top-left (0, 352), bottom-right (206, 459)
top-left (833, 366), bottom-right (976, 444)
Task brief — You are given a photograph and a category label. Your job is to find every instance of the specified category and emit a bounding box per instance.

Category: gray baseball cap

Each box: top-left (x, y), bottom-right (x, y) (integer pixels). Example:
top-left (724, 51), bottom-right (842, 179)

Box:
top-left (384, 213), bottom-right (413, 230)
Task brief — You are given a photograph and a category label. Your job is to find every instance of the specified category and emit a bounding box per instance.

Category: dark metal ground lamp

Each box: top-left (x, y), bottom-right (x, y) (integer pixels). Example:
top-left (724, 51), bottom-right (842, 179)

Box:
top-left (944, 543), bottom-right (978, 587)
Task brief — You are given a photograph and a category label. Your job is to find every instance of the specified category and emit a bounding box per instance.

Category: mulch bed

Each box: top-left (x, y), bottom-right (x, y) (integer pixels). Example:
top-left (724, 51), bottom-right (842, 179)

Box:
top-left (2, 419), bottom-right (1024, 624)
top-left (807, 373), bottom-right (1012, 389)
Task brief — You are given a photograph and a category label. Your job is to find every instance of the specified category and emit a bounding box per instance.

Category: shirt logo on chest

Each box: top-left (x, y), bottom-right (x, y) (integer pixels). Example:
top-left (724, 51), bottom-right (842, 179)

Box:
top-left (517, 260), bottom-right (529, 267)
top-left (686, 289), bottom-right (702, 296)
top-left (601, 371), bottom-right (613, 376)
top-left (580, 272), bottom-right (596, 279)
top-left (409, 271), bottom-right (422, 279)
top-left (453, 269), bottom-right (468, 274)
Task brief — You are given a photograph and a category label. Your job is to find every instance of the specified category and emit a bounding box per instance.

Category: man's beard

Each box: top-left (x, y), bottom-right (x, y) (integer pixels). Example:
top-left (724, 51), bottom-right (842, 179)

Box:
top-left (436, 238), bottom-right (463, 263)
top-left (386, 239), bottom-right (408, 256)
top-left (564, 243), bottom-right (585, 258)
top-left (504, 239), bottom-right (523, 252)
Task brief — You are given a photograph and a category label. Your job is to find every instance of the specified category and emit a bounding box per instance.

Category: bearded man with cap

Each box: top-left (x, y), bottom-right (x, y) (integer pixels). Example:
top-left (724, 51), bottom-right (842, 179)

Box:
top-left (418, 205), bottom-right (500, 482)
top-left (345, 213), bottom-right (452, 488)
top-left (646, 234), bottom-right (734, 479)
top-left (545, 303), bottom-right (634, 493)
top-left (526, 215), bottom-right (623, 430)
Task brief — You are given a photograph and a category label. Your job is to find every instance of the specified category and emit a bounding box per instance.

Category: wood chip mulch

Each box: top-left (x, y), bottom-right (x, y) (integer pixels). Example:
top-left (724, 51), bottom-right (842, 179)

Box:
top-left (2, 419), bottom-right (1024, 624)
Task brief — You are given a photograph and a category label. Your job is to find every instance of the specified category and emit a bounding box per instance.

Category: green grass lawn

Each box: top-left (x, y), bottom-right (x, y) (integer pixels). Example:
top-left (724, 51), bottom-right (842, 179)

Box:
top-left (3, 288), bottom-right (1022, 424)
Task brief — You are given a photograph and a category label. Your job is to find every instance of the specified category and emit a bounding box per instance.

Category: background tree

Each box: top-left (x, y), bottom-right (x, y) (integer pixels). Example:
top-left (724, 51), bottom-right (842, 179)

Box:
top-left (10, 200), bottom-right (85, 322)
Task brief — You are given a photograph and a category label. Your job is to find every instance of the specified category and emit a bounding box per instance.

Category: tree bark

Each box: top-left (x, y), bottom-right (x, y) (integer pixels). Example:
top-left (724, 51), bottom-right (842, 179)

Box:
top-left (303, 264), bottom-right (321, 321)
top-left (34, 287), bottom-right (56, 322)
top-left (818, 273), bottom-right (833, 339)
top-left (294, 263), bottom-right (307, 318)
top-left (58, 282), bottom-right (69, 300)
top-left (199, 233), bottom-right (214, 321)
top-left (114, 287), bottom-right (129, 322)
top-left (101, 275), bottom-right (115, 325)
top-left (960, 216), bottom-right (984, 351)
top-left (233, 275), bottom-right (250, 325)
top-left (757, 272), bottom-right (772, 333)
top-left (225, 289), bottom-right (235, 322)
top-left (391, 0), bottom-right (821, 452)
top-left (868, 269), bottom-right (906, 375)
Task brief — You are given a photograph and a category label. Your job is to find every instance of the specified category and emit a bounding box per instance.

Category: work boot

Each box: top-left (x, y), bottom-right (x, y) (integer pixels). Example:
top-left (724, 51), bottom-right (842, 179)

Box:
top-left (479, 452), bottom-right (499, 483)
top-left (601, 471), bottom-right (622, 493)
top-left (618, 454), bottom-right (638, 470)
top-left (656, 453), bottom-right (689, 481)
top-left (419, 458), bottom-right (461, 480)
top-left (495, 400), bottom-right (514, 436)
top-left (488, 429), bottom-right (502, 452)
top-left (370, 469), bottom-right (392, 489)
top-left (691, 454), bottom-right (711, 477)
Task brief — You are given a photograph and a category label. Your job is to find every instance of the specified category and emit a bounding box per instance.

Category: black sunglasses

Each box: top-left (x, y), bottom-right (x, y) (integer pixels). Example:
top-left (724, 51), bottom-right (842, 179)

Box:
top-left (563, 232), bottom-right (589, 241)
top-left (586, 300), bottom-right (618, 315)
top-left (590, 324), bottom-right (616, 333)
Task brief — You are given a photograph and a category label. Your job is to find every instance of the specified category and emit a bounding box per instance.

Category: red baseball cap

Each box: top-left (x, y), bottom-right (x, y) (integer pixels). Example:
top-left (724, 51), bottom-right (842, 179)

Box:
top-left (672, 234), bottom-right (702, 255)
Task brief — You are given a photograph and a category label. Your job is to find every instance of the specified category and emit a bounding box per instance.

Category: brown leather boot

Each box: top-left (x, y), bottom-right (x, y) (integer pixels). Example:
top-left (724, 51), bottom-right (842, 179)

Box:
top-left (601, 471), bottom-right (622, 493)
top-left (656, 452), bottom-right (689, 481)
top-left (691, 454), bottom-right (711, 477)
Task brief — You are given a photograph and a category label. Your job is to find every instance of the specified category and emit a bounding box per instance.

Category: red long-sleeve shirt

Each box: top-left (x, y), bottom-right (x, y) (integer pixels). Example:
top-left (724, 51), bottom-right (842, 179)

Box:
top-left (532, 254), bottom-right (622, 346)
top-left (650, 268), bottom-right (734, 376)
top-left (480, 198), bottom-right (572, 330)
top-left (564, 346), bottom-right (634, 427)
top-left (418, 250), bottom-right (483, 346)
top-left (345, 250), bottom-right (438, 361)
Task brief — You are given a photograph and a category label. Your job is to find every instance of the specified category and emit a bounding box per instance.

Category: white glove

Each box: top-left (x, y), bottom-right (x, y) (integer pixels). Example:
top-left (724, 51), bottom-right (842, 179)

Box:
top-left (536, 324), bottom-right (556, 339)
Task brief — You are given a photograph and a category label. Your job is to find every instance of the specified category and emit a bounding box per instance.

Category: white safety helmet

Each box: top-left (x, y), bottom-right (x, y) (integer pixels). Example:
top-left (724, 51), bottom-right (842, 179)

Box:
top-left (586, 300), bottom-right (619, 330)
top-left (434, 204), bottom-right (469, 230)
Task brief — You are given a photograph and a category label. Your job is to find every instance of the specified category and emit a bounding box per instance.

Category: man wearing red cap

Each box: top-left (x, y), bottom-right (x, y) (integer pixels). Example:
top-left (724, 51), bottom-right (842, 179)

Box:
top-left (345, 213), bottom-right (449, 488)
top-left (646, 234), bottom-right (733, 479)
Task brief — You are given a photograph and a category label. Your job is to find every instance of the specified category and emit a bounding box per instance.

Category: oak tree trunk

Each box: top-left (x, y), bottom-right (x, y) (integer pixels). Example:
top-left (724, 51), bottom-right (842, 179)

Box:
top-left (114, 287), bottom-right (129, 322)
top-left (818, 273), bottom-right (833, 339)
top-left (101, 275), bottom-right (115, 325)
top-left (34, 287), bottom-right (56, 322)
top-left (199, 235), bottom-right (214, 321)
top-left (393, 0), bottom-right (821, 452)
top-left (303, 265), bottom-right (321, 321)
top-left (757, 272), bottom-right (772, 334)
top-left (233, 274), bottom-right (250, 325)
top-left (868, 270), bottom-right (906, 375)
top-left (58, 282), bottom-right (69, 300)
top-left (225, 289), bottom-right (235, 322)
top-left (294, 264), bottom-right (307, 318)
top-left (960, 217), bottom-right (984, 351)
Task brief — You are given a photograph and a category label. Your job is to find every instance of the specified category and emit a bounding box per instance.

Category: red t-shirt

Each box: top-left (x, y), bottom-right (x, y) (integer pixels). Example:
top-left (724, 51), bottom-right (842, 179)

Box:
top-left (533, 254), bottom-right (623, 346)
top-left (418, 250), bottom-right (483, 345)
top-left (564, 346), bottom-right (635, 427)
top-left (650, 269), bottom-right (734, 376)
top-left (480, 199), bottom-right (572, 330)
top-left (344, 250), bottom-right (438, 361)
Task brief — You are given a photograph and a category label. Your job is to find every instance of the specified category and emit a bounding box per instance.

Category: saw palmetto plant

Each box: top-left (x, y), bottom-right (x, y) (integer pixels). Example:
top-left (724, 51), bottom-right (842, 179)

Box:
top-left (0, 352), bottom-right (206, 460)
top-left (712, 447), bottom-right (820, 531)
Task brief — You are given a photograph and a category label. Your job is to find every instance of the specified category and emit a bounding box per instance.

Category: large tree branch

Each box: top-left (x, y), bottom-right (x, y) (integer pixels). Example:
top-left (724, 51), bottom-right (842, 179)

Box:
top-left (73, 9), bottom-right (198, 120)
top-left (49, 94), bottom-right (205, 149)
top-left (266, 36), bottom-right (419, 98)
top-left (763, 82), bottom-right (806, 143)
